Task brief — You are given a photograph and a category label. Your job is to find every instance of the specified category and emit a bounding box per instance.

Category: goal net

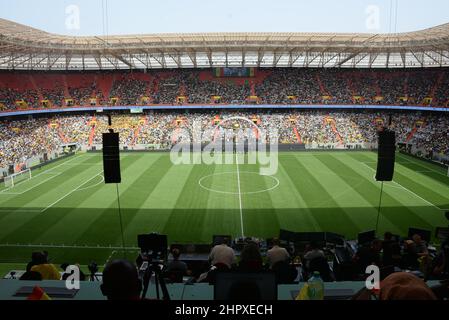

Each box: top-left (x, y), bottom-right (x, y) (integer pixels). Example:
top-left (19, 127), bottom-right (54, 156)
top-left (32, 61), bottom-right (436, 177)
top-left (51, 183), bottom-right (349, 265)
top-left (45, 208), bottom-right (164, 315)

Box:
top-left (4, 169), bottom-right (32, 188)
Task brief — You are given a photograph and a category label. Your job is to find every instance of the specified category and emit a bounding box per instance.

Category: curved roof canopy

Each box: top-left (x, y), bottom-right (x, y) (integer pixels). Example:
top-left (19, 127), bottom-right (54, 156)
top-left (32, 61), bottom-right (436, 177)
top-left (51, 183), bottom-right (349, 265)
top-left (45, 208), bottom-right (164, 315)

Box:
top-left (1, 18), bottom-right (449, 70)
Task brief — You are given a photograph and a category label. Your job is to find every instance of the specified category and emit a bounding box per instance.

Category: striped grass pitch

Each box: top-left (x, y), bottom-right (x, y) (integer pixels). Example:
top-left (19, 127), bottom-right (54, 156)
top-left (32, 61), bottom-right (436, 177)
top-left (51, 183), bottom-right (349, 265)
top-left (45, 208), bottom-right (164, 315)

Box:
top-left (0, 151), bottom-right (448, 265)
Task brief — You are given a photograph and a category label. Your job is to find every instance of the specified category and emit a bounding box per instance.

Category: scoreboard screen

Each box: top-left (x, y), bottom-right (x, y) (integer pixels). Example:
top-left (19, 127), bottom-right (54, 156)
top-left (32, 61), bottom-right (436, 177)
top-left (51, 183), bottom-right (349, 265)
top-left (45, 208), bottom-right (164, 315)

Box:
top-left (214, 67), bottom-right (255, 77)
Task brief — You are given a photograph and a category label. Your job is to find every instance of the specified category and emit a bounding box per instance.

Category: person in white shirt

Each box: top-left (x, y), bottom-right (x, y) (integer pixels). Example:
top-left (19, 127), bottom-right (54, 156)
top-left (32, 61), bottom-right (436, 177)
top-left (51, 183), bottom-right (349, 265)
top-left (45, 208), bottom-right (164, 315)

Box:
top-left (209, 241), bottom-right (236, 269)
top-left (266, 238), bottom-right (290, 268)
top-left (303, 241), bottom-right (325, 269)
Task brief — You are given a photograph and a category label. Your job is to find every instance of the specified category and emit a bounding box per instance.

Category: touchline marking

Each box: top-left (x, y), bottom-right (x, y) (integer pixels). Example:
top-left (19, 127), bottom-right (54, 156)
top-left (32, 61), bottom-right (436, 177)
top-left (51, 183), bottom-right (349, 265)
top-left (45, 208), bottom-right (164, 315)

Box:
top-left (0, 209), bottom-right (42, 213)
top-left (361, 162), bottom-right (447, 211)
top-left (40, 171), bottom-right (104, 213)
top-left (61, 163), bottom-right (102, 166)
top-left (235, 153), bottom-right (245, 238)
top-left (397, 153), bottom-right (448, 177)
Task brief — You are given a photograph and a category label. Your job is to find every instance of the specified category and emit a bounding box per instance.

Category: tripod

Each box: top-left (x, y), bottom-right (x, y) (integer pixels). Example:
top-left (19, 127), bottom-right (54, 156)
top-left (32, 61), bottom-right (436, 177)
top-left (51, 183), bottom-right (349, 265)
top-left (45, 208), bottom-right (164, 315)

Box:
top-left (141, 261), bottom-right (170, 300)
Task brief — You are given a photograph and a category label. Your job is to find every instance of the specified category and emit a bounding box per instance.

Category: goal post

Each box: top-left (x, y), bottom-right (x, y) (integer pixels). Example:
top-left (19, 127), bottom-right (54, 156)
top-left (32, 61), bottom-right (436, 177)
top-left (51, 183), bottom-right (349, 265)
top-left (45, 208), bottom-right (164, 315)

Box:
top-left (4, 169), bottom-right (32, 188)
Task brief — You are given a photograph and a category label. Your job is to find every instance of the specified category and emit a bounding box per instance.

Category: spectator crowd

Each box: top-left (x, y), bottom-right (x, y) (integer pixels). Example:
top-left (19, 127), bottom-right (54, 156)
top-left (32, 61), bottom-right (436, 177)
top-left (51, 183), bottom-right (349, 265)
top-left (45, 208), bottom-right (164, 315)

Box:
top-left (1, 68), bottom-right (449, 110)
top-left (1, 110), bottom-right (448, 169)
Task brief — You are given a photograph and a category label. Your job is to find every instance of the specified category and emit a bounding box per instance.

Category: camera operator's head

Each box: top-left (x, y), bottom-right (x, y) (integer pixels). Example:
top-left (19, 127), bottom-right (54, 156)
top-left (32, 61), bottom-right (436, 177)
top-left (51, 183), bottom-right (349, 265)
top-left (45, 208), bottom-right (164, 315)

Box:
top-left (101, 259), bottom-right (142, 300)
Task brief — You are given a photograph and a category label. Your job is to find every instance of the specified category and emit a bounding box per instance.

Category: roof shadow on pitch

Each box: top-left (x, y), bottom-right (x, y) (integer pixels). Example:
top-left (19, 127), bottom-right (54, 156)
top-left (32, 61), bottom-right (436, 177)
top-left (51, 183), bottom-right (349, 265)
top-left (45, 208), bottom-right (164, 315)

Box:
top-left (0, 205), bottom-right (447, 264)
top-left (0, 205), bottom-right (447, 242)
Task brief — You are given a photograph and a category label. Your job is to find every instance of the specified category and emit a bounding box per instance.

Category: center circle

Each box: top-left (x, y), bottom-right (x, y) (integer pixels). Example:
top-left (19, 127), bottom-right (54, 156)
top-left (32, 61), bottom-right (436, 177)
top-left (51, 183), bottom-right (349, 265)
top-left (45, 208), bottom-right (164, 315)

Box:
top-left (198, 171), bottom-right (280, 195)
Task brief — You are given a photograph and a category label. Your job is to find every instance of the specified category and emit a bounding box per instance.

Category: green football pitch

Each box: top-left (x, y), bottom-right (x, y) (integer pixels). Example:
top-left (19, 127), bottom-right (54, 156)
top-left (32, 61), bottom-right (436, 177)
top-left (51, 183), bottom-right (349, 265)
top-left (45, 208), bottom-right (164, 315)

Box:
top-left (0, 151), bottom-right (448, 266)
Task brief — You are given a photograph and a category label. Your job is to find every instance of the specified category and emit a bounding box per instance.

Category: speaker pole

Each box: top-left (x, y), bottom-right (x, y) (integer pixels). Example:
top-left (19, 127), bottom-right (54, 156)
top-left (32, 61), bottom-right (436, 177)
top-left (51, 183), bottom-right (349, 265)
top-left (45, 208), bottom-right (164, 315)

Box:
top-left (375, 181), bottom-right (385, 235)
top-left (115, 183), bottom-right (127, 259)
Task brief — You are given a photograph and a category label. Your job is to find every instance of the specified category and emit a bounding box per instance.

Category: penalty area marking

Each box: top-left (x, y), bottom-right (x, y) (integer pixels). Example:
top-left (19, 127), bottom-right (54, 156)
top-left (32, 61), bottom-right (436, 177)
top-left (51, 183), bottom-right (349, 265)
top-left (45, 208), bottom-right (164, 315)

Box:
top-left (0, 172), bottom-right (63, 195)
top-left (0, 154), bottom-right (81, 194)
top-left (40, 171), bottom-right (104, 213)
top-left (361, 162), bottom-right (448, 211)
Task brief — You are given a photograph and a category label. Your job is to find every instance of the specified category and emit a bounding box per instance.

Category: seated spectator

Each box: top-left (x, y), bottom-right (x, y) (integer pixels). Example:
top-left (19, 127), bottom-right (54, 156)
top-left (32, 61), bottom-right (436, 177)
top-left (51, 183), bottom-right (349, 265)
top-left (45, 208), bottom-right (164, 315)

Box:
top-left (303, 241), bottom-right (325, 269)
top-left (238, 241), bottom-right (264, 272)
top-left (266, 238), bottom-right (290, 269)
top-left (382, 232), bottom-right (402, 267)
top-left (432, 237), bottom-right (449, 279)
top-left (401, 240), bottom-right (420, 270)
top-left (29, 251), bottom-right (61, 280)
top-left (412, 234), bottom-right (429, 257)
top-left (353, 239), bottom-right (383, 274)
top-left (307, 256), bottom-right (335, 282)
top-left (271, 260), bottom-right (298, 284)
top-left (166, 248), bottom-right (188, 282)
top-left (26, 251), bottom-right (48, 272)
top-left (100, 259), bottom-right (142, 300)
top-left (209, 239), bottom-right (236, 269)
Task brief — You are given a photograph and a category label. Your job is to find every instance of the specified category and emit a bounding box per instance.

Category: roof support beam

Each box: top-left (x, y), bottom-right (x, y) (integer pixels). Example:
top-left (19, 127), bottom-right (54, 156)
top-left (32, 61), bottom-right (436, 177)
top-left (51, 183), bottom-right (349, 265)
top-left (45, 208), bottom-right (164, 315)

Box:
top-left (186, 50), bottom-right (197, 68)
top-left (385, 52), bottom-right (391, 68)
top-left (133, 54), bottom-right (149, 68)
top-left (400, 51), bottom-right (406, 67)
top-left (257, 49), bottom-right (263, 67)
top-left (207, 50), bottom-right (212, 67)
top-left (423, 51), bottom-right (441, 65)
top-left (94, 55), bottom-right (102, 69)
top-left (113, 53), bottom-right (134, 68)
top-left (409, 50), bottom-right (424, 67)
top-left (368, 52), bottom-right (379, 68)
top-left (65, 54), bottom-right (72, 70)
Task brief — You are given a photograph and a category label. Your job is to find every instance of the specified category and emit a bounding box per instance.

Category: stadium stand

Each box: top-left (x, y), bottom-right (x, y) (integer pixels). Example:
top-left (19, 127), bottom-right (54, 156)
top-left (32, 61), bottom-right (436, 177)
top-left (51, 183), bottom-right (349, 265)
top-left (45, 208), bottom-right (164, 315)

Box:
top-left (1, 110), bottom-right (448, 170)
top-left (0, 68), bottom-right (449, 110)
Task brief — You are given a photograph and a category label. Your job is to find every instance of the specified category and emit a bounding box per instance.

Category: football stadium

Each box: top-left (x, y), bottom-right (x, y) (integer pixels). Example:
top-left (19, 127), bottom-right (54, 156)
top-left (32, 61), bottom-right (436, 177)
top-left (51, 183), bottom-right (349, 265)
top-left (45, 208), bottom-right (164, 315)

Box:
top-left (0, 0), bottom-right (449, 305)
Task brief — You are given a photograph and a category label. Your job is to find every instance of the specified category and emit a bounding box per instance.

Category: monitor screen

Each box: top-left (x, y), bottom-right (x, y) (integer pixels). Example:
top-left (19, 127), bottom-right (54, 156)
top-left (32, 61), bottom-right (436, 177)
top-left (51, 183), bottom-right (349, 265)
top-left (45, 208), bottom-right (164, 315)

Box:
top-left (436, 227), bottom-right (449, 242)
top-left (214, 272), bottom-right (277, 300)
top-left (212, 235), bottom-right (232, 247)
top-left (358, 230), bottom-right (376, 245)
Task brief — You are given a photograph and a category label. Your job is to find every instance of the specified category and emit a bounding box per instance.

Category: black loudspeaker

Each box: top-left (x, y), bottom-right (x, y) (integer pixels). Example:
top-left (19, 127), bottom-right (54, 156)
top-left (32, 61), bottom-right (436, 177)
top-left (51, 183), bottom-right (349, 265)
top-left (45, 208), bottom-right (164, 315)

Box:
top-left (376, 130), bottom-right (396, 181)
top-left (102, 132), bottom-right (121, 184)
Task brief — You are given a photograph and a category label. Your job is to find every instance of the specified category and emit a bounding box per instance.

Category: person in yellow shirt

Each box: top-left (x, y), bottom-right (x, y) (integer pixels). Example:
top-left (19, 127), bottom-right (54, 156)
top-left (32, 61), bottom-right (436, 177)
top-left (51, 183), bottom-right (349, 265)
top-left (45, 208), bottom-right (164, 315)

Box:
top-left (30, 263), bottom-right (61, 280)
top-left (28, 251), bottom-right (61, 280)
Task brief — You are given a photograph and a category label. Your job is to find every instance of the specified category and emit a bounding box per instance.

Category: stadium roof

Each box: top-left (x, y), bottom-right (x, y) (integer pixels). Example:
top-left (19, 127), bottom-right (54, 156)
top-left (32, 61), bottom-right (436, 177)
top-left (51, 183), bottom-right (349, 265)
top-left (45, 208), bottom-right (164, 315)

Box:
top-left (1, 18), bottom-right (449, 70)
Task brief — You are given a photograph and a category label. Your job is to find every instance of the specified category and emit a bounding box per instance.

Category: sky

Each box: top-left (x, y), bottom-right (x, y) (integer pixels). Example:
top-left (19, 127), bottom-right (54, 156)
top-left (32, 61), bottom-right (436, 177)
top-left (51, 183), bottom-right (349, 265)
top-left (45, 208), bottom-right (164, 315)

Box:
top-left (0, 0), bottom-right (448, 36)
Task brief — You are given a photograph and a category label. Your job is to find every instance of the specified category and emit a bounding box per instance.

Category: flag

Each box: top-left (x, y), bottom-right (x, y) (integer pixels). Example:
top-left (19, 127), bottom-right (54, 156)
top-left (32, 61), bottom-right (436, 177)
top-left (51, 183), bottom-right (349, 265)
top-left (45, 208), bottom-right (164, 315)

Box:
top-left (27, 286), bottom-right (51, 300)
